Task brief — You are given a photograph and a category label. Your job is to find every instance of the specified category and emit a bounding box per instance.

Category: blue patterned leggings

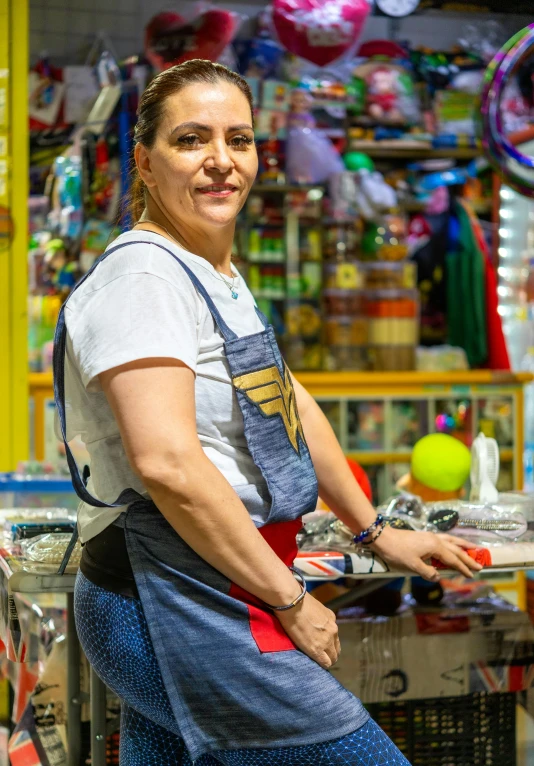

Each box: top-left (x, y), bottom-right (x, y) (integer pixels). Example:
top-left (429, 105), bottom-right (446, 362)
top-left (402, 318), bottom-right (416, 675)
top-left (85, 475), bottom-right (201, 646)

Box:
top-left (75, 573), bottom-right (410, 766)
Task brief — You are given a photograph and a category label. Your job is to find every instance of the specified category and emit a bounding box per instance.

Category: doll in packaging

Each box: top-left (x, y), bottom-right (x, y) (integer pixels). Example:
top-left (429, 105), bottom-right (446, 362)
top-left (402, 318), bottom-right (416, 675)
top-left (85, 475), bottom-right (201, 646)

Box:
top-left (285, 89), bottom-right (344, 184)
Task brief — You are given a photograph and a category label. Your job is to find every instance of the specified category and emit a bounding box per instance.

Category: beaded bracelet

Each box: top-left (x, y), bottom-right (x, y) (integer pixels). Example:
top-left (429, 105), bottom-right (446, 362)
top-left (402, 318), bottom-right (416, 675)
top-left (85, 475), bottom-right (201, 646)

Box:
top-left (353, 515), bottom-right (384, 545)
top-left (360, 522), bottom-right (387, 546)
top-left (270, 567), bottom-right (307, 612)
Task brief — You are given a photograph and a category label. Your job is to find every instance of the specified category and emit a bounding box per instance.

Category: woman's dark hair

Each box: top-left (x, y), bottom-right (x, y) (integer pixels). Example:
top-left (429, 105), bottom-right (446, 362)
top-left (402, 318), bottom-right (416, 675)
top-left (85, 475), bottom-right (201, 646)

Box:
top-left (128, 59), bottom-right (254, 223)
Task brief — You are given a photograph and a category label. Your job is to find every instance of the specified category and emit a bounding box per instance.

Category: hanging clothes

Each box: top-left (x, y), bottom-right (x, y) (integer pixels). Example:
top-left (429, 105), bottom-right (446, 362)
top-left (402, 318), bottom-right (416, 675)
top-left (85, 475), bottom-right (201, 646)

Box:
top-left (446, 202), bottom-right (488, 368)
top-left (459, 200), bottom-right (510, 371)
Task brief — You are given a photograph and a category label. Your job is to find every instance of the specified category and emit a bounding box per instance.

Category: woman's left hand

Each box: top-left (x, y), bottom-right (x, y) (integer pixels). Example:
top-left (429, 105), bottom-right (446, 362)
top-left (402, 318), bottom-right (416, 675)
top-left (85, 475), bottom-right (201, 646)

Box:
top-left (370, 525), bottom-right (484, 581)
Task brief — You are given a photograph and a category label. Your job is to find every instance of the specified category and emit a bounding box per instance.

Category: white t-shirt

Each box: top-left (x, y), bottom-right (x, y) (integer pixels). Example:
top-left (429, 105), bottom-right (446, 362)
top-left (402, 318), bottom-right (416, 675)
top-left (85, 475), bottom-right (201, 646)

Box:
top-left (57, 230), bottom-right (267, 542)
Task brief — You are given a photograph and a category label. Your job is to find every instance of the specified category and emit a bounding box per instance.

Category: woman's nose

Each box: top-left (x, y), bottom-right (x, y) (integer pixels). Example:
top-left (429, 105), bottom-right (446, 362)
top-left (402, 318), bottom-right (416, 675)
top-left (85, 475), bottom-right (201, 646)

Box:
top-left (204, 140), bottom-right (234, 173)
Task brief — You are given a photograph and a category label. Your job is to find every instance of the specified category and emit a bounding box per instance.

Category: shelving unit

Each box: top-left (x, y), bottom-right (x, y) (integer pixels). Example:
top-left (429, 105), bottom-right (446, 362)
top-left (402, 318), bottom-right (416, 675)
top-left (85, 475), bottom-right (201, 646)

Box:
top-left (348, 143), bottom-right (481, 160)
top-left (29, 369), bottom-right (528, 496)
top-left (297, 370), bottom-right (528, 499)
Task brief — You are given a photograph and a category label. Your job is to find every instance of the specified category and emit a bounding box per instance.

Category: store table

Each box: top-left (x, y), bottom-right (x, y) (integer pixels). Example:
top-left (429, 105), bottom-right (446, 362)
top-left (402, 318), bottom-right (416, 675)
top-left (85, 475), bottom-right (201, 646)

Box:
top-left (297, 542), bottom-right (534, 579)
top-left (0, 542), bottom-right (533, 766)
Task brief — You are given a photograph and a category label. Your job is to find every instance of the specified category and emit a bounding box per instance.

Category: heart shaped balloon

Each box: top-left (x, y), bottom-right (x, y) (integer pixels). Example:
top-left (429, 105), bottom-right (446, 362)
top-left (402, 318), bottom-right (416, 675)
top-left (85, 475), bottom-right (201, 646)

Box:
top-left (145, 10), bottom-right (239, 71)
top-left (273, 0), bottom-right (370, 67)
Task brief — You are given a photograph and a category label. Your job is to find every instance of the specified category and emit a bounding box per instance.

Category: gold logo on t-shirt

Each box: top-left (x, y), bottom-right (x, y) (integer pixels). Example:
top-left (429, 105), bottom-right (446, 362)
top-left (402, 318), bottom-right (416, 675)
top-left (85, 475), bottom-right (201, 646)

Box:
top-left (233, 365), bottom-right (306, 454)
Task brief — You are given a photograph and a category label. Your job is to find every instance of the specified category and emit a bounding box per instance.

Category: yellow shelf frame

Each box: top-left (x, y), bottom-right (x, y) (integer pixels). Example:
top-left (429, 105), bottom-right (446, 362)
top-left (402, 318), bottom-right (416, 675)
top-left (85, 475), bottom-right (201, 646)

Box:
top-left (0, 0), bottom-right (29, 470)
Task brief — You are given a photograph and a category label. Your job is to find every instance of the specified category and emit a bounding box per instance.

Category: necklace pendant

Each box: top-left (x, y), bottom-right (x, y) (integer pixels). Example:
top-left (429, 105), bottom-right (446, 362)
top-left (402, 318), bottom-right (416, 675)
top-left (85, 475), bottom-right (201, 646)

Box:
top-left (231, 290), bottom-right (239, 300)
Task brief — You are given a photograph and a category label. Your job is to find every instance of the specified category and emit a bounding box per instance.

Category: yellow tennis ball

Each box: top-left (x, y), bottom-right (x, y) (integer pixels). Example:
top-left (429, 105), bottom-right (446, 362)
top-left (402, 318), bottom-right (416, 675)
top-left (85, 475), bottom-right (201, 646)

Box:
top-left (411, 434), bottom-right (471, 493)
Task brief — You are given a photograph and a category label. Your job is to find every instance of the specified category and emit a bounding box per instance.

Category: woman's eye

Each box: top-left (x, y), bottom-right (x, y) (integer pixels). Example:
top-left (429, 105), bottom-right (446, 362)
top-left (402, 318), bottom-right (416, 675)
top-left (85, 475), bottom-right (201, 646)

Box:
top-left (230, 135), bottom-right (254, 149)
top-left (177, 134), bottom-right (200, 147)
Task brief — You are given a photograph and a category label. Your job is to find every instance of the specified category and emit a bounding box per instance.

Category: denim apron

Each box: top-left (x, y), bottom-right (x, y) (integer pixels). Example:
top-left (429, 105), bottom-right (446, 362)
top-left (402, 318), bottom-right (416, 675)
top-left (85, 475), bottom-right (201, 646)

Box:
top-left (54, 238), bottom-right (368, 762)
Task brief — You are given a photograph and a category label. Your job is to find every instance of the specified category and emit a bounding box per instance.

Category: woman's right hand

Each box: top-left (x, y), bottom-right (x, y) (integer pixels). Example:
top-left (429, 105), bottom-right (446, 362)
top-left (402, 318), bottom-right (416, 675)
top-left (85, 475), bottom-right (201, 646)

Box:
top-left (276, 593), bottom-right (340, 669)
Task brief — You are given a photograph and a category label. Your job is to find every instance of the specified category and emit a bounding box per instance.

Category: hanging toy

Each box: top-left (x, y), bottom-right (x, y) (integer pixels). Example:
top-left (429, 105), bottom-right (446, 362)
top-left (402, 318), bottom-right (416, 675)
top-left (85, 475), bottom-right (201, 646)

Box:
top-left (480, 23), bottom-right (534, 197)
top-left (272, 0), bottom-right (370, 67)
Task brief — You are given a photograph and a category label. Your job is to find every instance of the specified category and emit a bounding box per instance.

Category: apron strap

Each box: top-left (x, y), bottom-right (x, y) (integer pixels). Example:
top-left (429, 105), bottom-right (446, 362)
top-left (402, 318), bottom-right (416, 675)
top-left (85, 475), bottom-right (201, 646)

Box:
top-left (254, 305), bottom-right (269, 329)
top-left (53, 236), bottom-right (239, 511)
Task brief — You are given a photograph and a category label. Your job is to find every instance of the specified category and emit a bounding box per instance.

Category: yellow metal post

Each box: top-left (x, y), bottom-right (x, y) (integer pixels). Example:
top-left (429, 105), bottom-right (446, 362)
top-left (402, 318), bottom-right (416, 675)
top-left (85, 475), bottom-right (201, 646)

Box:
top-left (0, 0), bottom-right (12, 470)
top-left (9, 0), bottom-right (29, 466)
top-left (0, 0), bottom-right (29, 470)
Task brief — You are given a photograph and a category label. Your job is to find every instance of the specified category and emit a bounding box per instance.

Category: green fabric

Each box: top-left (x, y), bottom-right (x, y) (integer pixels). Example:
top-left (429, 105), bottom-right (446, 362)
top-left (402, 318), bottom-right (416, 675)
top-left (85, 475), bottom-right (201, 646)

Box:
top-left (446, 204), bottom-right (487, 367)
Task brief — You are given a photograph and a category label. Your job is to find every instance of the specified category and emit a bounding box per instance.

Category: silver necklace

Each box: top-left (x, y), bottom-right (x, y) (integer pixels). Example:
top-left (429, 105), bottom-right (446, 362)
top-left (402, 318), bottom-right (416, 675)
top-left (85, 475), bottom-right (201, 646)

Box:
top-left (135, 219), bottom-right (240, 300)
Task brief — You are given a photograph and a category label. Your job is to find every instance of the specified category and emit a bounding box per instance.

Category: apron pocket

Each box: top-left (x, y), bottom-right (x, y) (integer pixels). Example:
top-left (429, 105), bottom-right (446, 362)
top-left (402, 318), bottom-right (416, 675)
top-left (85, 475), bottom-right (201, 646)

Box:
top-left (228, 582), bottom-right (296, 653)
top-left (228, 517), bottom-right (303, 653)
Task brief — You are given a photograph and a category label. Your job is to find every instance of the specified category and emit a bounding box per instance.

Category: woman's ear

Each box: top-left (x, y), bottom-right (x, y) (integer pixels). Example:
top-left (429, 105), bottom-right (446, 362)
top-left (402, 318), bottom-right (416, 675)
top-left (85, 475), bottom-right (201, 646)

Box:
top-left (135, 143), bottom-right (157, 189)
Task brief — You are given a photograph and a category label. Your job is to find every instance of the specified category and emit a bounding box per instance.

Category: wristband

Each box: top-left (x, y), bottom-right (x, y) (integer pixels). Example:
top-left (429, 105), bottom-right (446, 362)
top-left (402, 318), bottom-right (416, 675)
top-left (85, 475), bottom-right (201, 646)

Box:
top-left (269, 567), bottom-right (307, 612)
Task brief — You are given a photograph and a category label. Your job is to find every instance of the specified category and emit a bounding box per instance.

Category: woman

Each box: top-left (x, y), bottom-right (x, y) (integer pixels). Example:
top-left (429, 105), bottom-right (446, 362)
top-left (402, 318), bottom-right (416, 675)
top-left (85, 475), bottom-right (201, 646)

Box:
top-left (55, 60), bottom-right (481, 765)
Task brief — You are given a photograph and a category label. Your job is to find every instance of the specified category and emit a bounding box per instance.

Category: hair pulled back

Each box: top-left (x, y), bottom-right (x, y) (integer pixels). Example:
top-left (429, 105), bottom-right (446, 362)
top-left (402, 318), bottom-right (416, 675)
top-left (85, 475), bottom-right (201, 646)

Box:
top-left (128, 59), bottom-right (255, 223)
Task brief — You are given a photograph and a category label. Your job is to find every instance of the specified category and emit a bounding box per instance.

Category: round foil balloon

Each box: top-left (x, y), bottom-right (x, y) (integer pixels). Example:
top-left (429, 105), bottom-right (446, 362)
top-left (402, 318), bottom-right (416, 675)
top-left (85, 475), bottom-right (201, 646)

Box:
top-left (145, 10), bottom-right (239, 71)
top-left (480, 23), bottom-right (534, 197)
top-left (273, 0), bottom-right (370, 67)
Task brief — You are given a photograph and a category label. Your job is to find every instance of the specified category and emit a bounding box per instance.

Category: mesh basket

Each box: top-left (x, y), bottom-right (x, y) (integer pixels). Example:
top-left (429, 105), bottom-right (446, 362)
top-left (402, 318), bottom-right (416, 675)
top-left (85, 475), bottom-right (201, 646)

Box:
top-left (367, 692), bottom-right (516, 766)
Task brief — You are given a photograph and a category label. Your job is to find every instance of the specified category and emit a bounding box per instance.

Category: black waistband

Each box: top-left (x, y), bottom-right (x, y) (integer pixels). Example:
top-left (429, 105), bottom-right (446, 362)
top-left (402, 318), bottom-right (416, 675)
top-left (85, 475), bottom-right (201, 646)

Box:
top-left (80, 522), bottom-right (139, 599)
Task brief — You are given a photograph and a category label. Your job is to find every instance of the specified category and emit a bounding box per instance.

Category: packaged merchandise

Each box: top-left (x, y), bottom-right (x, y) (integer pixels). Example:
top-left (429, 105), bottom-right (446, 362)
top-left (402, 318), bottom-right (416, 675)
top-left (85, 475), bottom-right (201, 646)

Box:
top-left (351, 60), bottom-right (420, 127)
top-left (285, 89), bottom-right (344, 185)
top-left (11, 521), bottom-right (75, 543)
top-left (20, 533), bottom-right (83, 568)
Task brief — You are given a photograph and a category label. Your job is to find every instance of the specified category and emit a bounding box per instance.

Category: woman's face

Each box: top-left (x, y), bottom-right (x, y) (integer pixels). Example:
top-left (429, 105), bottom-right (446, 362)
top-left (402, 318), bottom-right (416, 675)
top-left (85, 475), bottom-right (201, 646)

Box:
top-left (138, 81), bottom-right (257, 229)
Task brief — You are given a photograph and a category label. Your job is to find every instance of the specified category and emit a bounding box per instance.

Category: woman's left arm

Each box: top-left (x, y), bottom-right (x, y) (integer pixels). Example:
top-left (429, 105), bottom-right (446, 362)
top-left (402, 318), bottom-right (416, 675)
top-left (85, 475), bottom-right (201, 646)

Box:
top-left (292, 376), bottom-right (482, 581)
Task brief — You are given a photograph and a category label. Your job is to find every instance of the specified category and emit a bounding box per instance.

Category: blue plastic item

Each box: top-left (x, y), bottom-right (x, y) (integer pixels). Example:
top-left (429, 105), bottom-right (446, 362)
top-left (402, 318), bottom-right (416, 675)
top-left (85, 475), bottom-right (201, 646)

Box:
top-left (0, 473), bottom-right (79, 510)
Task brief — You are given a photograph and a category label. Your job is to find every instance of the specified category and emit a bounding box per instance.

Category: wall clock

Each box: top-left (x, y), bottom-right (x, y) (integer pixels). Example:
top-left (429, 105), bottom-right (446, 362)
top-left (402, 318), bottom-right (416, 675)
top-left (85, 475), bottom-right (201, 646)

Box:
top-left (376, 0), bottom-right (420, 17)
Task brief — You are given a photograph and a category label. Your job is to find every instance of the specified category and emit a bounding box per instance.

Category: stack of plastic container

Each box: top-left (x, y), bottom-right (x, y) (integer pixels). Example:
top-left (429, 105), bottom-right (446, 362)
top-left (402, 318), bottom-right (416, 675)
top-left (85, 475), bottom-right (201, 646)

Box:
top-left (362, 261), bottom-right (419, 372)
top-left (322, 214), bottom-right (419, 372)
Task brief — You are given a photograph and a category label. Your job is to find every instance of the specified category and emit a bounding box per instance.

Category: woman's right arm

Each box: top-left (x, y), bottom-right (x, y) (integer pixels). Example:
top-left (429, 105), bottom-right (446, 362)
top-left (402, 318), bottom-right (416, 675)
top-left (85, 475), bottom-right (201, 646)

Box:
top-left (99, 358), bottom-right (340, 668)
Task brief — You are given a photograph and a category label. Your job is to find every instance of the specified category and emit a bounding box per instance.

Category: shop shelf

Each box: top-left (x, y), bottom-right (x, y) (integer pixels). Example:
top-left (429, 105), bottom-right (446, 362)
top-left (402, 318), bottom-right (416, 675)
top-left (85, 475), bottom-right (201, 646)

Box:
top-left (403, 199), bottom-right (492, 215)
top-left (348, 142), bottom-right (481, 160)
top-left (251, 184), bottom-right (324, 194)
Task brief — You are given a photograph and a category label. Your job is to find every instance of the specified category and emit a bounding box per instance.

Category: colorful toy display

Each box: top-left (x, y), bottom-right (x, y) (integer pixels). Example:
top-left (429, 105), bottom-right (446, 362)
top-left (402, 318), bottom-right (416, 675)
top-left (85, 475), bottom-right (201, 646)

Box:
top-left (480, 23), bottom-right (534, 197)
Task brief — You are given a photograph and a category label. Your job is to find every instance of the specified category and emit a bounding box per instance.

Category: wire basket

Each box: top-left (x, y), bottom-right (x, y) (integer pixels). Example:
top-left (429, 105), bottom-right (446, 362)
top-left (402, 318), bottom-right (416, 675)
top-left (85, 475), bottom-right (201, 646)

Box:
top-left (367, 692), bottom-right (516, 766)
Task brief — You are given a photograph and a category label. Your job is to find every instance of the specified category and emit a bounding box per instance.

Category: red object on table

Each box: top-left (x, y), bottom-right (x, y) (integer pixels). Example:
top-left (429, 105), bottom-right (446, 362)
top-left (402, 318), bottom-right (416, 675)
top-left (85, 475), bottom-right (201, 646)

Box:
top-left (432, 547), bottom-right (492, 569)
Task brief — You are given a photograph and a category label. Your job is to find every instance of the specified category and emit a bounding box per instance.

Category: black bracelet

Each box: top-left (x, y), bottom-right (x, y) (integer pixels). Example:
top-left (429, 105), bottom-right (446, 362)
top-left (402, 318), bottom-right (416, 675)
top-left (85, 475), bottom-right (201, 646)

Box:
top-left (270, 567), bottom-right (307, 612)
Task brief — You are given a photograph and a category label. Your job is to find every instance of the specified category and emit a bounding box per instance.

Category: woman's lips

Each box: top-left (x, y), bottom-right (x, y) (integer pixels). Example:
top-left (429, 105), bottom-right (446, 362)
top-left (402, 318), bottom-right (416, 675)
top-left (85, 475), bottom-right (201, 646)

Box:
top-left (197, 184), bottom-right (237, 198)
